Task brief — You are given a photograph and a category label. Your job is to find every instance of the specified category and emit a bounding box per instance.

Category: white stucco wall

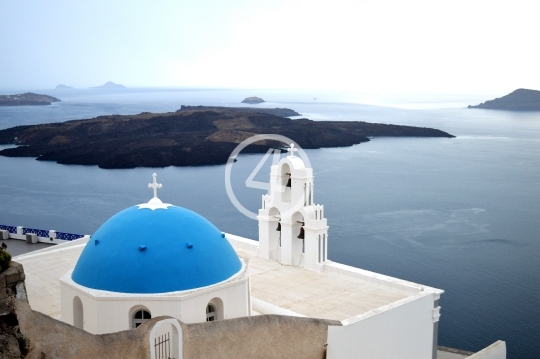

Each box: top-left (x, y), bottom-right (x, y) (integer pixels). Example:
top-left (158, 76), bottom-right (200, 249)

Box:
top-left (60, 269), bottom-right (250, 334)
top-left (327, 292), bottom-right (437, 359)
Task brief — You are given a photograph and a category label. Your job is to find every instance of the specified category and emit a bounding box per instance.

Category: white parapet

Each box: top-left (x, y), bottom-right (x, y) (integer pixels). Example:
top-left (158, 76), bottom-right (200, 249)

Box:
top-left (225, 233), bottom-right (259, 254)
top-left (465, 341), bottom-right (506, 359)
top-left (251, 297), bottom-right (306, 317)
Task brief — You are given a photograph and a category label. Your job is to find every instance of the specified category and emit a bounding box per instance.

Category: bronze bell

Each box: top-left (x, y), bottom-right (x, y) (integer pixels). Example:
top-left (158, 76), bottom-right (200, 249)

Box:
top-left (286, 177), bottom-right (292, 188)
top-left (297, 227), bottom-right (305, 239)
top-left (276, 222), bottom-right (281, 231)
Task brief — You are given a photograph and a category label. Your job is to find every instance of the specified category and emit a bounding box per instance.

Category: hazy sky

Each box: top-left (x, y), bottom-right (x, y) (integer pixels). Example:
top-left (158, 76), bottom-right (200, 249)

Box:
top-left (1, 0), bottom-right (538, 94)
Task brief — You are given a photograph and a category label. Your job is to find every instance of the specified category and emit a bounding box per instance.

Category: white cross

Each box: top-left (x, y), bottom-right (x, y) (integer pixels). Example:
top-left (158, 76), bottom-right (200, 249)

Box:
top-left (287, 143), bottom-right (298, 157)
top-left (148, 173), bottom-right (162, 199)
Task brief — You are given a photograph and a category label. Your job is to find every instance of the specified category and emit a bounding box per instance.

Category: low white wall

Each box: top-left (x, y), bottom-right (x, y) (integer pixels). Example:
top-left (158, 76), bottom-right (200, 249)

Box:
top-left (327, 292), bottom-right (436, 359)
top-left (251, 297), bottom-right (306, 317)
top-left (324, 260), bottom-right (436, 295)
top-left (466, 341), bottom-right (506, 359)
top-left (225, 233), bottom-right (259, 254)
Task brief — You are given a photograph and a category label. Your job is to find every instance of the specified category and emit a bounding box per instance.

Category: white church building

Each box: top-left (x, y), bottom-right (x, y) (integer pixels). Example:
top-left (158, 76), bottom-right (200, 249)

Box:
top-left (14, 149), bottom-right (506, 359)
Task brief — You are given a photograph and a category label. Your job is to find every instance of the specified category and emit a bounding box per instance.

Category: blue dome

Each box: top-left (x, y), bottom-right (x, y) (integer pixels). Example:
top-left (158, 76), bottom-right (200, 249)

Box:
top-left (72, 205), bottom-right (242, 293)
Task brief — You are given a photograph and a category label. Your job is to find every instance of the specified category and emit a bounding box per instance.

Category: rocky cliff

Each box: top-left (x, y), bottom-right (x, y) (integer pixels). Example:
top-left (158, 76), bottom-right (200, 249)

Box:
top-left (0, 262), bottom-right (29, 359)
top-left (468, 88), bottom-right (540, 111)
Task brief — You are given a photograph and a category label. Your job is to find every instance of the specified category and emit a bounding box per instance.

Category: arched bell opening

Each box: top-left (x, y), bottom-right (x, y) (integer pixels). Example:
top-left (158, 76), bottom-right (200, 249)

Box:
top-left (291, 212), bottom-right (305, 260)
top-left (297, 226), bottom-right (305, 239)
top-left (268, 207), bottom-right (282, 248)
top-left (280, 163), bottom-right (291, 202)
top-left (297, 226), bottom-right (306, 253)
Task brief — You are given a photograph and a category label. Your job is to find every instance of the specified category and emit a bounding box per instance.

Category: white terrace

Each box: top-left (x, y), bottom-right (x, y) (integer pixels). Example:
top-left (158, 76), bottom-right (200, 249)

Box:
top-left (15, 234), bottom-right (433, 323)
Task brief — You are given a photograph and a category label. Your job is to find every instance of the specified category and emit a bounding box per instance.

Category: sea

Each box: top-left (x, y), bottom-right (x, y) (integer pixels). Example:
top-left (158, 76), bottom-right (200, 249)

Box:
top-left (0, 88), bottom-right (538, 359)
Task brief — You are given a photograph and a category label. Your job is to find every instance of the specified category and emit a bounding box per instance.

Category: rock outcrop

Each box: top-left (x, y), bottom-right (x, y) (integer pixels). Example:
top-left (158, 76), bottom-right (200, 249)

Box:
top-left (0, 261), bottom-right (29, 359)
top-left (468, 88), bottom-right (540, 111)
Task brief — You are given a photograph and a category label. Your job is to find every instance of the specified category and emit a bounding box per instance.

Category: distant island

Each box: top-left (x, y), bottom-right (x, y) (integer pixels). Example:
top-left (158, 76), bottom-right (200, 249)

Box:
top-left (92, 81), bottom-right (126, 89)
top-left (242, 96), bottom-right (265, 104)
top-left (55, 84), bottom-right (73, 89)
top-left (0, 106), bottom-right (454, 169)
top-left (468, 88), bottom-right (540, 111)
top-left (177, 105), bottom-right (300, 117)
top-left (0, 93), bottom-right (61, 107)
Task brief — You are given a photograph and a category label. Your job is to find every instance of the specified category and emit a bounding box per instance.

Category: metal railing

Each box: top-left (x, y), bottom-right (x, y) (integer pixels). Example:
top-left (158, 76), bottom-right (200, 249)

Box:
top-left (23, 228), bottom-right (49, 237)
top-left (55, 231), bottom-right (85, 241)
top-left (0, 225), bottom-right (16, 234)
top-left (0, 224), bottom-right (85, 241)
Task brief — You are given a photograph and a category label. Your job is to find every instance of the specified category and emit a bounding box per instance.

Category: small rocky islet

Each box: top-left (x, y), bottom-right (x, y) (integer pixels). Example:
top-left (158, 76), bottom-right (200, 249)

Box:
top-left (92, 81), bottom-right (126, 89)
top-left (241, 96), bottom-right (265, 104)
top-left (0, 106), bottom-right (454, 169)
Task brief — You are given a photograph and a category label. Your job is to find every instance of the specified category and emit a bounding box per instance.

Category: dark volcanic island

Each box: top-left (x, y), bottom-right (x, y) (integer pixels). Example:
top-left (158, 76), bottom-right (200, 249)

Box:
top-left (0, 92), bottom-right (61, 106)
top-left (468, 88), bottom-right (540, 111)
top-left (0, 106), bottom-right (454, 169)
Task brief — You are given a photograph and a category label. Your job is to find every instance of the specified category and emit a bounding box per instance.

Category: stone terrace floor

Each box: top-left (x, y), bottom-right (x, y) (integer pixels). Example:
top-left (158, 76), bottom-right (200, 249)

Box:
top-left (236, 248), bottom-right (412, 321)
top-left (14, 239), bottom-right (88, 319)
top-left (14, 238), bottom-right (413, 322)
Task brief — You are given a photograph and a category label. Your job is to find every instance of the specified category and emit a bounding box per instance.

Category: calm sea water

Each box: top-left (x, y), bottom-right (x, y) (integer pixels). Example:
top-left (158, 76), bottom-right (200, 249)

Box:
top-left (0, 88), bottom-right (538, 358)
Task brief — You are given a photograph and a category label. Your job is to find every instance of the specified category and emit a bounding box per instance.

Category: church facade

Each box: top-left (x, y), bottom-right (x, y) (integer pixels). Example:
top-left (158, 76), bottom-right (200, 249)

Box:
top-left (49, 151), bottom-right (505, 359)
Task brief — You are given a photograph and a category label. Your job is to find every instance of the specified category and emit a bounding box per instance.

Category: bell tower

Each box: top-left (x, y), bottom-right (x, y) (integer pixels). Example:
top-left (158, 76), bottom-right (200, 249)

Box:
top-left (257, 146), bottom-right (328, 272)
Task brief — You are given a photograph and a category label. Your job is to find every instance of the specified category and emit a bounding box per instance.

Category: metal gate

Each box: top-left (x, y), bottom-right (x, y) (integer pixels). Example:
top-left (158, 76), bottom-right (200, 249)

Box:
top-left (154, 332), bottom-right (174, 359)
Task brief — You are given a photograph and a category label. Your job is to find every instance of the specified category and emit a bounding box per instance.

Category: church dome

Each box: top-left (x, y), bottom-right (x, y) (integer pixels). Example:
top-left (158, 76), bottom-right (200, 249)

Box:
top-left (71, 178), bottom-right (242, 294)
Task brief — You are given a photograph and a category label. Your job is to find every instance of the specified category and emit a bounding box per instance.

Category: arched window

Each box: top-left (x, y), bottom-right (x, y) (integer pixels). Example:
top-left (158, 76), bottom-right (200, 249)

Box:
top-left (132, 309), bottom-right (152, 328)
top-left (206, 298), bottom-right (224, 322)
top-left (73, 296), bottom-right (84, 330)
top-left (206, 304), bottom-right (216, 322)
